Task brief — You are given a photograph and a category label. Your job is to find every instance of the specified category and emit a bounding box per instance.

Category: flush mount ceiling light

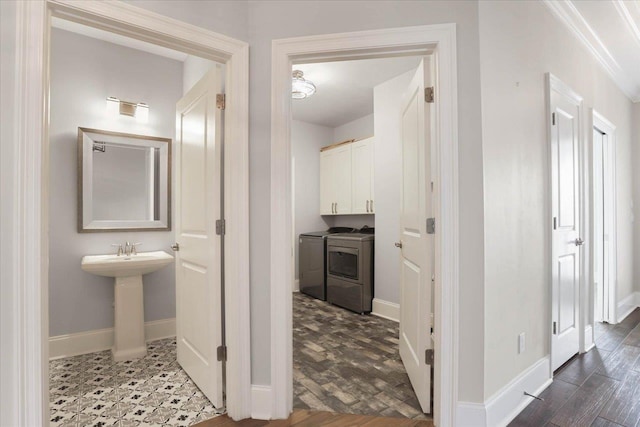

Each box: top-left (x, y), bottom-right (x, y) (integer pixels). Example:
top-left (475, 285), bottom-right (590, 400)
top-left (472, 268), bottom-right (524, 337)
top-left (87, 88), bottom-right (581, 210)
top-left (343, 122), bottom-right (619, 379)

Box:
top-left (106, 96), bottom-right (149, 123)
top-left (292, 70), bottom-right (316, 99)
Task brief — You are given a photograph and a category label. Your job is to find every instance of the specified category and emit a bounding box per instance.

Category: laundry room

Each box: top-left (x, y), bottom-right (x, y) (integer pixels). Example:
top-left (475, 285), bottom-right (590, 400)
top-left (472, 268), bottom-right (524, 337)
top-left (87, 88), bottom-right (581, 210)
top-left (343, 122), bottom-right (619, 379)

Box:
top-left (290, 55), bottom-right (436, 419)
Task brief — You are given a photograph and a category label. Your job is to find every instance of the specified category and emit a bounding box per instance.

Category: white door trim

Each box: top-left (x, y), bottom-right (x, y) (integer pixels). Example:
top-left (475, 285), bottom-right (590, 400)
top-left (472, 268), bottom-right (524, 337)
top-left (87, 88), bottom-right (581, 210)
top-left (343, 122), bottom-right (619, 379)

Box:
top-left (6, 1), bottom-right (250, 423)
top-left (546, 73), bottom-right (585, 373)
top-left (591, 110), bottom-right (618, 325)
top-left (270, 24), bottom-right (459, 425)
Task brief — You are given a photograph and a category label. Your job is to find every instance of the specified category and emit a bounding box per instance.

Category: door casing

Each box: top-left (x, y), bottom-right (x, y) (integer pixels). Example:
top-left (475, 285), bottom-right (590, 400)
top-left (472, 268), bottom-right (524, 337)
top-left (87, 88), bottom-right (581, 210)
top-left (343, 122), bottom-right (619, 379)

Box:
top-left (6, 1), bottom-right (250, 424)
top-left (270, 25), bottom-right (459, 425)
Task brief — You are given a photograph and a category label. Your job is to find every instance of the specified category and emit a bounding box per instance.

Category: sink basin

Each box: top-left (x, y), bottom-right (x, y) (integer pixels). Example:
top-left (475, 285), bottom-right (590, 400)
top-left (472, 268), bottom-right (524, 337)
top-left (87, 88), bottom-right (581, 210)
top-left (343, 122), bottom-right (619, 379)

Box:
top-left (81, 250), bottom-right (174, 361)
top-left (81, 250), bottom-right (173, 278)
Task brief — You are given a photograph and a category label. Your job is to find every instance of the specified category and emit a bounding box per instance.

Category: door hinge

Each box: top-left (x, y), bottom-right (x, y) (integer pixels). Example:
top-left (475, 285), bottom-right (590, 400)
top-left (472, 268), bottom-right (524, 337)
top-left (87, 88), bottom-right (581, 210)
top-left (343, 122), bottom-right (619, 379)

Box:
top-left (425, 348), bottom-right (434, 365)
top-left (216, 219), bottom-right (226, 235)
top-left (552, 321), bottom-right (557, 335)
top-left (425, 86), bottom-right (435, 103)
top-left (552, 112), bottom-right (556, 126)
top-left (553, 217), bottom-right (557, 230)
top-left (426, 218), bottom-right (436, 234)
top-left (217, 345), bottom-right (227, 362)
top-left (216, 94), bottom-right (226, 110)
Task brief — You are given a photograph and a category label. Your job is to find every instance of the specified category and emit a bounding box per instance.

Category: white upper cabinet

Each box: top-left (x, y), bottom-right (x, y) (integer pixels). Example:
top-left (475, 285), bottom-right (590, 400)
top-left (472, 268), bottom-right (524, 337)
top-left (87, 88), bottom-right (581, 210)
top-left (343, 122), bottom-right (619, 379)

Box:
top-left (320, 138), bottom-right (374, 215)
top-left (351, 137), bottom-right (375, 214)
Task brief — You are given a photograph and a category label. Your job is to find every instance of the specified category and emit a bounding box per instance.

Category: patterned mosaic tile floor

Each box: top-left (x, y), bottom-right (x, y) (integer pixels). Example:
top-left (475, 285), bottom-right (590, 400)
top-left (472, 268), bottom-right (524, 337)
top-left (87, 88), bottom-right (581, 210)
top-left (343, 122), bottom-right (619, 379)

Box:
top-left (49, 338), bottom-right (221, 426)
top-left (293, 292), bottom-right (429, 420)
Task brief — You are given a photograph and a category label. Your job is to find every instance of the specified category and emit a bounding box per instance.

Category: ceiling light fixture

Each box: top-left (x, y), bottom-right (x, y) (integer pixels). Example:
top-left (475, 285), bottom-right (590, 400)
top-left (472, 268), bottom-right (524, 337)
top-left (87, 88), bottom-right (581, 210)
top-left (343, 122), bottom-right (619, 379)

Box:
top-left (106, 96), bottom-right (149, 123)
top-left (292, 70), bottom-right (316, 99)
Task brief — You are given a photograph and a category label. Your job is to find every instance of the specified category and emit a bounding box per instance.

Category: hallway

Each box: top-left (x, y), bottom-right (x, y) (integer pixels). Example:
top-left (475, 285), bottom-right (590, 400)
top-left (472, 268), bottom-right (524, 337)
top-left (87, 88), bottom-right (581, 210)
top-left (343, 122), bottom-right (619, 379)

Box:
top-left (509, 309), bottom-right (640, 426)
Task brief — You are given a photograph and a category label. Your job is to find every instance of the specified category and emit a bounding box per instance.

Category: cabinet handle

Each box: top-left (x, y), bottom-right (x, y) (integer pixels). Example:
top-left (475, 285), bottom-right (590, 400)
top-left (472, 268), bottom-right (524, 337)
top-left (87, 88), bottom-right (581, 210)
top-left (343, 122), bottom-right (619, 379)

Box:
top-left (332, 202), bottom-right (335, 214)
top-left (366, 200), bottom-right (369, 212)
top-left (370, 200), bottom-right (373, 212)
top-left (335, 202), bottom-right (338, 213)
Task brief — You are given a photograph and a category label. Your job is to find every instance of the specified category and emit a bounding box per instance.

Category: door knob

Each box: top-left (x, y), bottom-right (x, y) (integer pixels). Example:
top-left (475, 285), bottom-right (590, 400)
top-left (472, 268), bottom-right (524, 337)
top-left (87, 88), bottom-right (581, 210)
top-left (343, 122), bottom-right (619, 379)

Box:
top-left (574, 238), bottom-right (584, 246)
top-left (394, 242), bottom-right (403, 248)
top-left (171, 243), bottom-right (180, 251)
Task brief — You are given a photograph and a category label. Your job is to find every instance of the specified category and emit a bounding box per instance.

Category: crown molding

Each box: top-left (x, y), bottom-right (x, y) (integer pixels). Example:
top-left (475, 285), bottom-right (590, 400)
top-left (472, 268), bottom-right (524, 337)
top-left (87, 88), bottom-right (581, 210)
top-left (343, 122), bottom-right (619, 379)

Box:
top-left (543, 0), bottom-right (640, 103)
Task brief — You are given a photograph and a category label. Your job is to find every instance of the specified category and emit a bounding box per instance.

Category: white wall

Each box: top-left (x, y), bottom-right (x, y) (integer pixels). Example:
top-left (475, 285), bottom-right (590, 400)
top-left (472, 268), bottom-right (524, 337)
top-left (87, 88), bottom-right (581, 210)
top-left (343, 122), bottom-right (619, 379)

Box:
top-left (479, 0), bottom-right (636, 399)
top-left (372, 70), bottom-right (414, 305)
top-left (49, 29), bottom-right (183, 336)
top-left (292, 120), bottom-right (332, 280)
top-left (182, 55), bottom-right (216, 95)
top-left (0, 1), bottom-right (19, 422)
top-left (333, 113), bottom-right (374, 142)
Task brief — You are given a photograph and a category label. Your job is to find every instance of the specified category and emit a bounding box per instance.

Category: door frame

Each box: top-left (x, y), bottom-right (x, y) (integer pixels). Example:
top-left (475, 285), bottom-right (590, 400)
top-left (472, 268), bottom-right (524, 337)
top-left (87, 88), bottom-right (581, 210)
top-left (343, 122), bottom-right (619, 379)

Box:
top-left (6, 1), bottom-right (250, 424)
top-left (546, 73), bottom-right (588, 374)
top-left (590, 110), bottom-right (617, 325)
top-left (270, 24), bottom-right (459, 425)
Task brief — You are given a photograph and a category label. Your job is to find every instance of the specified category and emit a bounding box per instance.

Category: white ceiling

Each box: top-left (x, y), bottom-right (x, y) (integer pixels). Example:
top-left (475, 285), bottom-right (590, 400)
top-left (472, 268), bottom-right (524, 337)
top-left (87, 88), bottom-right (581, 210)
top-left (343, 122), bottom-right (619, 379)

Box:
top-left (52, 17), bottom-right (188, 62)
top-left (544, 0), bottom-right (640, 103)
top-left (292, 57), bottom-right (422, 128)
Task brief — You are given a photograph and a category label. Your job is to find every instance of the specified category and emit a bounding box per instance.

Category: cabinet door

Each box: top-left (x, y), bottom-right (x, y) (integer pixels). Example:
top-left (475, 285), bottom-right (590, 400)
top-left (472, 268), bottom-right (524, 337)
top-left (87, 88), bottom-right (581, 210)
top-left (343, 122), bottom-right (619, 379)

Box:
top-left (351, 138), bottom-right (374, 214)
top-left (333, 145), bottom-right (352, 214)
top-left (320, 150), bottom-right (334, 215)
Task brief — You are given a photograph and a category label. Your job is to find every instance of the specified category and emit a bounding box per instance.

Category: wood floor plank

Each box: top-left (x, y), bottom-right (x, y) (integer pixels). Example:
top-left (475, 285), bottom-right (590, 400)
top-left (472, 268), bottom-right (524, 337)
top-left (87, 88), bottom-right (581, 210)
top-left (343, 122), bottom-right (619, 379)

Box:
top-left (555, 348), bottom-right (611, 386)
top-left (508, 379), bottom-right (579, 426)
top-left (596, 328), bottom-right (630, 352)
top-left (622, 324), bottom-right (640, 348)
top-left (194, 411), bottom-right (434, 427)
top-left (598, 369), bottom-right (640, 426)
top-left (549, 374), bottom-right (619, 427)
top-left (590, 417), bottom-right (625, 426)
top-left (597, 345), bottom-right (640, 381)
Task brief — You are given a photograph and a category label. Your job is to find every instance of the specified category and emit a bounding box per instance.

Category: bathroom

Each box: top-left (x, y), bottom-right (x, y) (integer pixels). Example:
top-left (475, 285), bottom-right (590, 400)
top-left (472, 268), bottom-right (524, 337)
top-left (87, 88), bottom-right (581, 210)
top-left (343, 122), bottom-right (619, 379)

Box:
top-left (48, 18), bottom-right (221, 425)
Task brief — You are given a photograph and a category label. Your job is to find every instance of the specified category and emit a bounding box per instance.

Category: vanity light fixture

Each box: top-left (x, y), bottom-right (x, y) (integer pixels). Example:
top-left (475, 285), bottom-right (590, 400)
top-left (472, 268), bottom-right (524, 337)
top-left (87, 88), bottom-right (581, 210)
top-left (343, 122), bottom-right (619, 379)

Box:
top-left (106, 96), bottom-right (149, 123)
top-left (292, 70), bottom-right (316, 99)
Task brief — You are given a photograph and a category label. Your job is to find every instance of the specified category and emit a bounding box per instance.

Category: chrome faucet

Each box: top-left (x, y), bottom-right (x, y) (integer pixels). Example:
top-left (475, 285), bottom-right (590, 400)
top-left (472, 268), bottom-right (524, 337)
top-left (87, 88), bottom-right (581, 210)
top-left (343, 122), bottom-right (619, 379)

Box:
top-left (125, 241), bottom-right (131, 256)
top-left (124, 241), bottom-right (142, 256)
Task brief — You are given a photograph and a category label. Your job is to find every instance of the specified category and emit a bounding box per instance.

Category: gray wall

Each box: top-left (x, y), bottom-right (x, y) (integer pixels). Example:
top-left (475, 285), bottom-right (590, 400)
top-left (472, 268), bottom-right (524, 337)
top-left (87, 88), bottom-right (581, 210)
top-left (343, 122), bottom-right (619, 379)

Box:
top-left (68, 0), bottom-right (486, 400)
top-left (292, 120), bottom-right (332, 280)
top-left (49, 29), bottom-right (183, 336)
top-left (635, 103), bottom-right (640, 295)
top-left (245, 1), bottom-right (485, 396)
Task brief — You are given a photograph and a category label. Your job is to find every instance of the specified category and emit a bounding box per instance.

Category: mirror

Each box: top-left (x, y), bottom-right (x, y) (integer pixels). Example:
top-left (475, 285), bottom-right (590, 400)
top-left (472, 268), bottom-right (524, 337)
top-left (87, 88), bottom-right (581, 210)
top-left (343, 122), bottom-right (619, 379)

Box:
top-left (78, 127), bottom-right (171, 232)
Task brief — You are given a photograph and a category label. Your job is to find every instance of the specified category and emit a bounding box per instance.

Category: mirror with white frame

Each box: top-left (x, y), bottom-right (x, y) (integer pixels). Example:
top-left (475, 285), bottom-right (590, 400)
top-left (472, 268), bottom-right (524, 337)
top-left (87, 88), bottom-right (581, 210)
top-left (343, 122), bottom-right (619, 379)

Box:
top-left (78, 127), bottom-right (171, 232)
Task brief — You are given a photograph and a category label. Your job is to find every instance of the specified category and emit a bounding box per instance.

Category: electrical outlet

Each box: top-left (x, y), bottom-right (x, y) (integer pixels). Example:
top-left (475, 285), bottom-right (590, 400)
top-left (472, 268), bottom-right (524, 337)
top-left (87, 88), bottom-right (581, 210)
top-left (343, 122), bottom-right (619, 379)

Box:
top-left (518, 333), bottom-right (526, 354)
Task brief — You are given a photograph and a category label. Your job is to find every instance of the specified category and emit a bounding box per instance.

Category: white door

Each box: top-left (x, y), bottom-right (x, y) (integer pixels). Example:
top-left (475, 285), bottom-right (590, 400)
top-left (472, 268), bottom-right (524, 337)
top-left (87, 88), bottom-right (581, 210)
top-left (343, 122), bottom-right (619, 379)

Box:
top-left (550, 80), bottom-right (582, 372)
top-left (398, 58), bottom-right (433, 413)
top-left (175, 65), bottom-right (224, 407)
top-left (351, 138), bottom-right (374, 214)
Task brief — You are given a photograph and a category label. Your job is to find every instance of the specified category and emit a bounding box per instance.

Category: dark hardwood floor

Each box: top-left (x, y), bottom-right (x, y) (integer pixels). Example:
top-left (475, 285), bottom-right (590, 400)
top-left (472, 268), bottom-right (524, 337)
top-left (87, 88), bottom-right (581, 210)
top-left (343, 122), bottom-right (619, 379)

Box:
top-left (193, 409), bottom-right (434, 427)
top-left (509, 308), bottom-right (640, 427)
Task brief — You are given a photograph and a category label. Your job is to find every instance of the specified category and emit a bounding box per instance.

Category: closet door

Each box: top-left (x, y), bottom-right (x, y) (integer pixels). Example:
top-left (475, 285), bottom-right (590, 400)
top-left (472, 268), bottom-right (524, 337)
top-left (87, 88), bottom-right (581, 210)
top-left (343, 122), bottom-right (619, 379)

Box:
top-left (351, 138), bottom-right (374, 214)
top-left (320, 150), bottom-right (334, 215)
top-left (332, 144), bottom-right (352, 214)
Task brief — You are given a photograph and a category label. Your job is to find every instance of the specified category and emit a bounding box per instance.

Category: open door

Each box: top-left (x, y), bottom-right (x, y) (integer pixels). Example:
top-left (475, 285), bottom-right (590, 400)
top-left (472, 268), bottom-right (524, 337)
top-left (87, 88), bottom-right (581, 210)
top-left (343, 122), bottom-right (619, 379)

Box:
top-left (398, 58), bottom-right (433, 414)
top-left (174, 65), bottom-right (224, 408)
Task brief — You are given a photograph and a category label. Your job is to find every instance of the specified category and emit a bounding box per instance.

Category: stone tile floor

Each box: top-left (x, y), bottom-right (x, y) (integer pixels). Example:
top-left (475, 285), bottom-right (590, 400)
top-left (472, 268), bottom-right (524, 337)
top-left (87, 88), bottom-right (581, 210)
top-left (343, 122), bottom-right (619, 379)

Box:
top-left (293, 292), bottom-right (429, 420)
top-left (49, 338), bottom-right (221, 426)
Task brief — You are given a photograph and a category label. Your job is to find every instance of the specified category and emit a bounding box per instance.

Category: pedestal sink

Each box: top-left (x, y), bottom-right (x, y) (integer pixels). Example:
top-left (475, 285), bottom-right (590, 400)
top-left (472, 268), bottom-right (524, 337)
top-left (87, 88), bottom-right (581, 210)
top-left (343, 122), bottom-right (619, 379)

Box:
top-left (81, 251), bottom-right (174, 361)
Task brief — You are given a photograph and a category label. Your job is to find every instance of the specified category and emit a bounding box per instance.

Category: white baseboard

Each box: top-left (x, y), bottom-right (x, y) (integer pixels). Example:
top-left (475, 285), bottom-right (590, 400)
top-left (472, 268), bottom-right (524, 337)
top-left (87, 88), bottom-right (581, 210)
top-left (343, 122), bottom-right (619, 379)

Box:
top-left (251, 384), bottom-right (272, 420)
top-left (617, 291), bottom-right (640, 323)
top-left (456, 356), bottom-right (551, 427)
top-left (49, 318), bottom-right (176, 360)
top-left (372, 298), bottom-right (400, 322)
top-left (584, 325), bottom-right (595, 352)
top-left (293, 279), bottom-right (300, 292)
